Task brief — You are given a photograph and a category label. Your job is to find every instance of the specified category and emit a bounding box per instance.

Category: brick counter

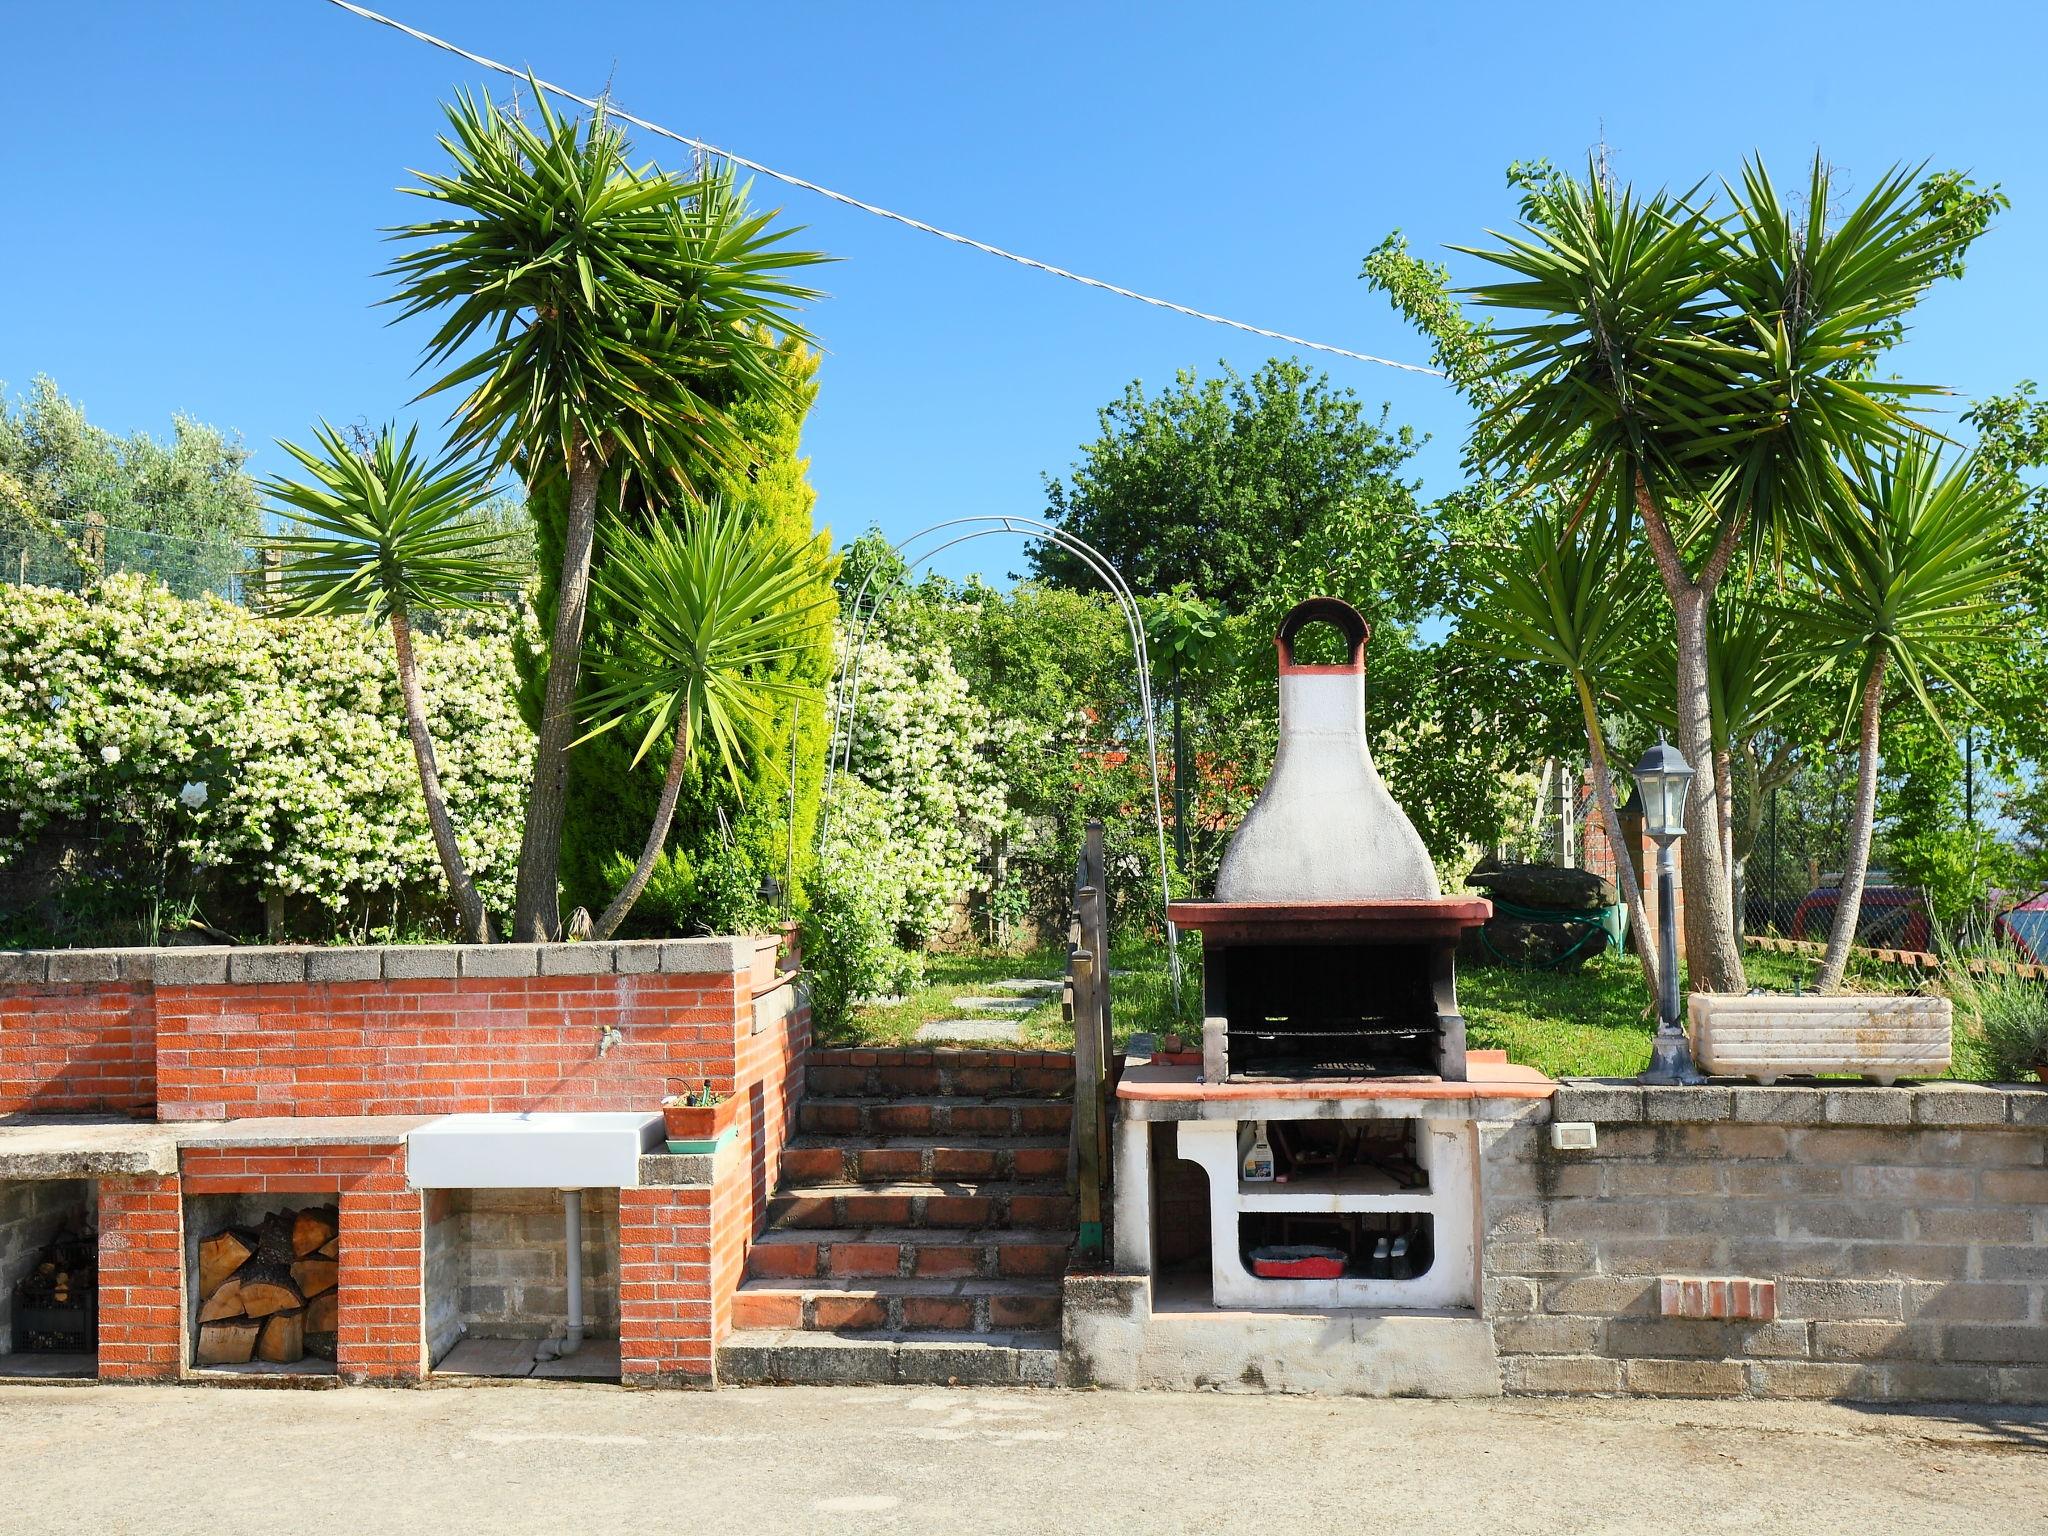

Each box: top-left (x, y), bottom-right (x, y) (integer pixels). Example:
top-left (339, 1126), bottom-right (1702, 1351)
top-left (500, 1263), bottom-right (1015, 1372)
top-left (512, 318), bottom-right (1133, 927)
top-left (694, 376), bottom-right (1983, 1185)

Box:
top-left (1480, 1081), bottom-right (2048, 1404)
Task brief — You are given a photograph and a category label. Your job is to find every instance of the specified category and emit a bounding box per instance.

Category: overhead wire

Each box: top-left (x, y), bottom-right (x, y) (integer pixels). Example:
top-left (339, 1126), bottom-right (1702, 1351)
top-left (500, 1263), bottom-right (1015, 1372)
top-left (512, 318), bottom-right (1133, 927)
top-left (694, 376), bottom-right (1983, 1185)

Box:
top-left (320, 0), bottom-right (1444, 379)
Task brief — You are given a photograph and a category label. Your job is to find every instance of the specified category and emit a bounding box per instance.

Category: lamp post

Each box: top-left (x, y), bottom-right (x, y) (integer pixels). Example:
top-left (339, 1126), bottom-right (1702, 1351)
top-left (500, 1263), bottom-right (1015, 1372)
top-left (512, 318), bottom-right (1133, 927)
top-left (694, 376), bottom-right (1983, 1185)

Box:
top-left (1635, 735), bottom-right (1705, 1085)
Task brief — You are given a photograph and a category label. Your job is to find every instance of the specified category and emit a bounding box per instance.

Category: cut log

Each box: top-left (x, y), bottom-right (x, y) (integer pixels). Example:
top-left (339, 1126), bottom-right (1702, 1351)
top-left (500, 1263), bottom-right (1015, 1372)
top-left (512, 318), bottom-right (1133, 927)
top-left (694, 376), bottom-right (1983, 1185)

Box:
top-left (198, 1230), bottom-right (255, 1300)
top-left (237, 1259), bottom-right (304, 1320)
top-left (293, 1206), bottom-right (339, 1258)
top-left (315, 1235), bottom-right (339, 1260)
top-left (305, 1290), bottom-right (338, 1334)
top-left (256, 1307), bottom-right (305, 1365)
top-left (196, 1317), bottom-right (262, 1366)
top-left (291, 1257), bottom-right (338, 1299)
top-left (255, 1211), bottom-right (297, 1266)
top-left (198, 1277), bottom-right (246, 1322)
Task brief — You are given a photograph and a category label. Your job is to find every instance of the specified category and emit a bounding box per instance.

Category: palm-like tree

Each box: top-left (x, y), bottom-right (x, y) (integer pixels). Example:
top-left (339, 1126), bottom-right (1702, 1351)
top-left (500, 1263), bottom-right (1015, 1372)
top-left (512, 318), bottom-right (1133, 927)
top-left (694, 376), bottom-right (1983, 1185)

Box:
top-left (1803, 445), bottom-right (2023, 991)
top-left (1459, 155), bottom-right (1988, 991)
top-left (385, 87), bottom-right (828, 939)
top-left (260, 423), bottom-right (518, 941)
top-left (1466, 495), bottom-right (1661, 1000)
top-left (579, 500), bottom-right (835, 939)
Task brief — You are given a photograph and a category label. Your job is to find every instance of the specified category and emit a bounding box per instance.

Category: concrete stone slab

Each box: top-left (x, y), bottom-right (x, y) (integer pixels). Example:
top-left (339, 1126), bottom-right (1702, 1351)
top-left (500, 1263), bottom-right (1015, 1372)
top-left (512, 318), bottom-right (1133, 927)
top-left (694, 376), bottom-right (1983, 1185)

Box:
top-left (0, 1353), bottom-right (94, 1379)
top-left (531, 1341), bottom-right (620, 1381)
top-left (436, 1337), bottom-right (539, 1377)
top-left (915, 1021), bottom-right (1025, 1044)
top-left (985, 979), bottom-right (1062, 994)
top-left (0, 1121), bottom-right (178, 1179)
top-left (172, 1116), bottom-right (431, 1149)
top-left (952, 996), bottom-right (1038, 1013)
top-left (305, 949), bottom-right (383, 984)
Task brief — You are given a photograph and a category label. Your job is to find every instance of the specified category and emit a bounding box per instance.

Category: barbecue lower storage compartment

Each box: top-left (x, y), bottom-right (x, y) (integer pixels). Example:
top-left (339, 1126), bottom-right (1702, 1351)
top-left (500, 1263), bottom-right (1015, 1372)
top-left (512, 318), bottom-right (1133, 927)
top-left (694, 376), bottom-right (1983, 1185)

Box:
top-left (1174, 1115), bottom-right (1478, 1310)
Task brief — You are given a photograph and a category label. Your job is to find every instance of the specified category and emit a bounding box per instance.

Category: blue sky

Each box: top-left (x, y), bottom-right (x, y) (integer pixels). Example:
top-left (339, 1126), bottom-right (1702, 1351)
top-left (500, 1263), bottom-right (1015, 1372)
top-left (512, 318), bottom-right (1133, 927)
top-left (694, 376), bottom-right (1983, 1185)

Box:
top-left (6, 0), bottom-right (2046, 584)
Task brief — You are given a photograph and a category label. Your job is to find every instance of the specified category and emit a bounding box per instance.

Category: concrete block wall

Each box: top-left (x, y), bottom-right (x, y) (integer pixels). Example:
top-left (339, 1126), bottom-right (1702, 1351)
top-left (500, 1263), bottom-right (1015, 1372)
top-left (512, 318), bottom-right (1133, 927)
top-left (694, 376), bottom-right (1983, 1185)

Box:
top-left (1481, 1082), bottom-right (2048, 1403)
top-left (434, 1188), bottom-right (622, 1341)
top-left (0, 1177), bottom-right (94, 1352)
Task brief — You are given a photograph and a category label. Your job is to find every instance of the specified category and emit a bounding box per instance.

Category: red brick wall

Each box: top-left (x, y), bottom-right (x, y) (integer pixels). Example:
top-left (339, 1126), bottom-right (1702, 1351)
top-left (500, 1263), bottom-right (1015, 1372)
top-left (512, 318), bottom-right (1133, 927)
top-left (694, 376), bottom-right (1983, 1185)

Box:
top-left (153, 972), bottom-right (747, 1122)
top-left (96, 1175), bottom-right (185, 1380)
top-left (0, 981), bottom-right (156, 1117)
top-left (618, 1184), bottom-right (716, 1385)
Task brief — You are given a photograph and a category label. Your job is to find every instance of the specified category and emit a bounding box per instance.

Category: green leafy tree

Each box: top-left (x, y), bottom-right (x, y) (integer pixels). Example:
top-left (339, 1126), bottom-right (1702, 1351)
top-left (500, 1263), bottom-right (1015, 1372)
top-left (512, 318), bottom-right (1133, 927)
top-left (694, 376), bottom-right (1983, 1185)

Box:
top-left (580, 499), bottom-right (834, 938)
top-left (1141, 586), bottom-right (1228, 878)
top-left (259, 422), bottom-right (519, 941)
top-left (385, 87), bottom-right (828, 938)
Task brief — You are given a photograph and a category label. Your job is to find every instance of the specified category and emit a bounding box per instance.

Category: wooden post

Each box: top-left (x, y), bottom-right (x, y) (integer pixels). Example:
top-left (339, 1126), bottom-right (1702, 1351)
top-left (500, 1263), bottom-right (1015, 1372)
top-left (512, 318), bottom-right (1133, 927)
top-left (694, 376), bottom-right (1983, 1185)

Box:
top-left (1069, 937), bottom-right (1103, 1262)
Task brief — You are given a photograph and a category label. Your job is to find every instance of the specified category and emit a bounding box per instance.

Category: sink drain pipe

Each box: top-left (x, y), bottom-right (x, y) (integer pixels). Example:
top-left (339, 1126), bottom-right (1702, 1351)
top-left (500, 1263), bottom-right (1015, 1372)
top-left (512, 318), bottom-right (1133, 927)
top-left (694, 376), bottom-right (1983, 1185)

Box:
top-left (535, 1188), bottom-right (585, 1361)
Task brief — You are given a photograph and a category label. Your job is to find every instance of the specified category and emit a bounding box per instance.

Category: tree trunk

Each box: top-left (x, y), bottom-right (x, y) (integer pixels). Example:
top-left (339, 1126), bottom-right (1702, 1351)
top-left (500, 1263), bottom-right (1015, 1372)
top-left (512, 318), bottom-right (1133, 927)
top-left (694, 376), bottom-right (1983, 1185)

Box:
top-left (1814, 654), bottom-right (1888, 993)
top-left (593, 726), bottom-right (693, 940)
top-left (512, 443), bottom-right (602, 941)
top-left (391, 611), bottom-right (492, 943)
top-left (1575, 674), bottom-right (1658, 1004)
top-left (1669, 588), bottom-right (1747, 991)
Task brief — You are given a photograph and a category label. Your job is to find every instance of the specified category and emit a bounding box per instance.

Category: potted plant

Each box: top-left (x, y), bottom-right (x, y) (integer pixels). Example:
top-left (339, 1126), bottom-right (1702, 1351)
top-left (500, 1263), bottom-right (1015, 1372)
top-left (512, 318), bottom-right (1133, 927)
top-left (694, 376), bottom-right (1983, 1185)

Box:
top-left (662, 1081), bottom-right (739, 1144)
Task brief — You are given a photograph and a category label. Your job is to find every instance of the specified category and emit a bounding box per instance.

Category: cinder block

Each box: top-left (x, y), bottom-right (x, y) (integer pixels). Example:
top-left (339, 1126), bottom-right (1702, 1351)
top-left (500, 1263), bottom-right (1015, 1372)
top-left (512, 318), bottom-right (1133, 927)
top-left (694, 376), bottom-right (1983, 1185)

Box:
top-left (47, 950), bottom-right (120, 983)
top-left (1595, 1238), bottom-right (1721, 1275)
top-left (381, 947), bottom-right (458, 979)
top-left (1495, 1314), bottom-right (1605, 1354)
top-left (459, 944), bottom-right (539, 978)
top-left (1605, 1318), bottom-right (1738, 1360)
top-left (1723, 1165), bottom-right (1846, 1199)
top-left (1910, 1086), bottom-right (2010, 1125)
top-left (1623, 1358), bottom-right (1746, 1397)
top-left (1812, 1321), bottom-right (1933, 1361)
top-left (152, 947), bottom-right (232, 985)
top-left (1884, 1361), bottom-right (2001, 1402)
top-left (1942, 1324), bottom-right (2048, 1365)
top-left (1912, 1208), bottom-right (2032, 1245)
top-left (1729, 1086), bottom-right (1828, 1125)
top-left (1778, 1278), bottom-right (1903, 1321)
top-left (660, 937), bottom-right (750, 975)
top-left (1601, 1164), bottom-right (1717, 1197)
top-left (306, 948), bottom-right (382, 983)
top-left (1980, 1168), bottom-right (2048, 1204)
top-left (1662, 1201), bottom-right (1778, 1238)
top-left (1784, 1203), bottom-right (1906, 1241)
top-left (1823, 1087), bottom-right (1913, 1126)
top-left (1551, 1083), bottom-right (1643, 1123)
top-left (1642, 1087), bottom-right (1732, 1123)
top-left (1485, 1239), bottom-right (1595, 1276)
top-left (540, 943), bottom-right (613, 976)
top-left (0, 951), bottom-right (49, 983)
top-left (228, 948), bottom-right (308, 984)
top-left (1844, 1166), bottom-right (1974, 1203)
top-left (1996, 1367), bottom-right (2048, 1405)
top-left (1549, 1202), bottom-right (1663, 1238)
top-left (613, 941), bottom-right (662, 974)
top-left (1691, 1124), bottom-right (1792, 1159)
top-left (1539, 1275), bottom-right (1659, 1317)
top-left (2006, 1091), bottom-right (2048, 1127)
top-left (1503, 1354), bottom-right (1622, 1395)
top-left (1483, 1277), bottom-right (1539, 1316)
top-left (1485, 1201), bottom-right (1546, 1237)
top-left (1749, 1360), bottom-right (1872, 1399)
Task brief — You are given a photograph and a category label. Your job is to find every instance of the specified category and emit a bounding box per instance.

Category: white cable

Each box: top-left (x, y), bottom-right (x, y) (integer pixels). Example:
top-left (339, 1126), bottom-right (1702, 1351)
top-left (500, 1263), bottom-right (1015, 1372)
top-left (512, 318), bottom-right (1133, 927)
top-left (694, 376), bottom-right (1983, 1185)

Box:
top-left (320, 0), bottom-right (1444, 379)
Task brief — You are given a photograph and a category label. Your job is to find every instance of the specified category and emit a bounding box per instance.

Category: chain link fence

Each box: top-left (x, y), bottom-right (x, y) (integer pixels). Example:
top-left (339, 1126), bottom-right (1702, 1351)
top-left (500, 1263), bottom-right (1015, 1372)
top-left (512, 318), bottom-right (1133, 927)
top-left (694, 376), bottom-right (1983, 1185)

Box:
top-left (0, 518), bottom-right (250, 604)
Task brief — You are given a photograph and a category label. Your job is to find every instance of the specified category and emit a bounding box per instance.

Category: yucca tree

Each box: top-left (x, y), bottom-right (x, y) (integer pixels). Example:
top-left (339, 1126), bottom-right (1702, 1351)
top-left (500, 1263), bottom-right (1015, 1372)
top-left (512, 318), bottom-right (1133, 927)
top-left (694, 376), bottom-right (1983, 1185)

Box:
top-left (1803, 445), bottom-right (2023, 991)
top-left (1466, 495), bottom-right (1661, 1000)
top-left (1459, 154), bottom-right (1990, 991)
top-left (385, 86), bottom-right (828, 939)
top-left (579, 500), bottom-right (835, 939)
top-left (260, 423), bottom-right (518, 941)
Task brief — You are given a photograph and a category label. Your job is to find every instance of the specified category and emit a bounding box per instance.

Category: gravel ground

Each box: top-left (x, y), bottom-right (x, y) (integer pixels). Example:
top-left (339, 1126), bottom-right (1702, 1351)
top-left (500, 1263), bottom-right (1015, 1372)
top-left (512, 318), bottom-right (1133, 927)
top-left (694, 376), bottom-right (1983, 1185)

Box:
top-left (2, 1382), bottom-right (2043, 1535)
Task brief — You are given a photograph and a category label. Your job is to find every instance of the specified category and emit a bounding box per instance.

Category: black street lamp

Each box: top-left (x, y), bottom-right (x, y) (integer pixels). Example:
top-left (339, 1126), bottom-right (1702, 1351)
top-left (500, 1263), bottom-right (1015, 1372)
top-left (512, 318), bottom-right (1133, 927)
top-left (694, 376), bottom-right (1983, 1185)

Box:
top-left (1635, 734), bottom-right (1705, 1085)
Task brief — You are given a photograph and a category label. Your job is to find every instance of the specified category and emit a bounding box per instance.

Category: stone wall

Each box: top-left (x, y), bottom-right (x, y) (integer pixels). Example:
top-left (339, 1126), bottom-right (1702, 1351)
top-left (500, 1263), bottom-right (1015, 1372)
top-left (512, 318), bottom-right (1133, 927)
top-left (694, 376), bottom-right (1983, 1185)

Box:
top-left (1480, 1081), bottom-right (2048, 1404)
top-left (435, 1188), bottom-right (621, 1341)
top-left (0, 1177), bottom-right (94, 1352)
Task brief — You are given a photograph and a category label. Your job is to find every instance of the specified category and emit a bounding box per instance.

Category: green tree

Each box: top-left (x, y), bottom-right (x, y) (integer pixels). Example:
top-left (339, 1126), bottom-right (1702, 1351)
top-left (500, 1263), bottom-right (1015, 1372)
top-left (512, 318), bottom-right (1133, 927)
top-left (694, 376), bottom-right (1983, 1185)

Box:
top-left (385, 88), bottom-right (828, 938)
top-left (258, 422), bottom-right (520, 941)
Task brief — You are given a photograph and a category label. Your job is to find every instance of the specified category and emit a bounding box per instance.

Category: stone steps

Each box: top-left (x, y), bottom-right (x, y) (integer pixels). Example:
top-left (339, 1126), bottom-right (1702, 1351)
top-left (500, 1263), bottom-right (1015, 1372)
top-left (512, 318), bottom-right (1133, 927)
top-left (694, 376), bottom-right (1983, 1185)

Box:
top-left (718, 1328), bottom-right (1060, 1387)
top-left (732, 1275), bottom-right (1064, 1334)
top-left (746, 1226), bottom-right (1073, 1281)
top-left (797, 1095), bottom-right (1072, 1139)
top-left (766, 1181), bottom-right (1077, 1233)
top-left (778, 1135), bottom-right (1069, 1187)
top-left (804, 1048), bottom-right (1075, 1101)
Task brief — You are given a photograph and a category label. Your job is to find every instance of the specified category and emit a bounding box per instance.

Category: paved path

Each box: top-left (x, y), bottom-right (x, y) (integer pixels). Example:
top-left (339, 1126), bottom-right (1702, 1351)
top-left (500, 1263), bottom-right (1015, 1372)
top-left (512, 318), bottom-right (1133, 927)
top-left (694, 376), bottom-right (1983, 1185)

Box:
top-left (2, 1384), bottom-right (2042, 1534)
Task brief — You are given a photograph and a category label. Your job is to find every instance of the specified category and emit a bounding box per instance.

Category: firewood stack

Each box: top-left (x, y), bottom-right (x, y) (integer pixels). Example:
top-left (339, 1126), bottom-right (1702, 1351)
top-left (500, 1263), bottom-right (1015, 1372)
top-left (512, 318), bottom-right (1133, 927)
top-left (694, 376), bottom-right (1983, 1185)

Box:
top-left (194, 1207), bottom-right (339, 1367)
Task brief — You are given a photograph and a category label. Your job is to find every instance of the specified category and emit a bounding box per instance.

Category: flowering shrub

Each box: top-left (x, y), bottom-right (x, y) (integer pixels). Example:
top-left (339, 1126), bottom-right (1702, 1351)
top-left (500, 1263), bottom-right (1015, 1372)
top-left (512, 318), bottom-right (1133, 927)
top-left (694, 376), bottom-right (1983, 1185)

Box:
top-left (0, 574), bottom-right (533, 937)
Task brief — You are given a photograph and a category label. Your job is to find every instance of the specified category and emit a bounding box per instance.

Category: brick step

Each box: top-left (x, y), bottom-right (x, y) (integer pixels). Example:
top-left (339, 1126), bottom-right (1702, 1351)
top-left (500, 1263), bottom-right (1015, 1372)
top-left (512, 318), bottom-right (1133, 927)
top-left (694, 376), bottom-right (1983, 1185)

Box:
top-left (805, 1049), bottom-right (1075, 1102)
top-left (767, 1182), bottom-right (1077, 1233)
top-left (779, 1135), bottom-right (1069, 1187)
top-left (732, 1275), bottom-right (1064, 1335)
top-left (798, 1095), bottom-right (1072, 1140)
top-left (747, 1227), bottom-right (1073, 1282)
top-left (719, 1329), bottom-right (1060, 1387)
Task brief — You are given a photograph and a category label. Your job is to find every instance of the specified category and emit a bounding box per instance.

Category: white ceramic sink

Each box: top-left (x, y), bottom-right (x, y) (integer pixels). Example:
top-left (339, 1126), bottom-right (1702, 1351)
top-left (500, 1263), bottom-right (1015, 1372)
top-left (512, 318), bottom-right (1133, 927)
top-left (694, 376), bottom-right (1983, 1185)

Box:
top-left (406, 1112), bottom-right (665, 1190)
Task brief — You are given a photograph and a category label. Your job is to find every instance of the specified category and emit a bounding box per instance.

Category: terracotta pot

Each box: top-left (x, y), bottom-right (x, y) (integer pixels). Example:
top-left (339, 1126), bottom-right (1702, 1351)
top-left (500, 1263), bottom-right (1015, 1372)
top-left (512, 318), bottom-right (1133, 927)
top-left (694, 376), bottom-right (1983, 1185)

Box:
top-left (2035, 1065), bottom-right (2048, 1084)
top-left (663, 1095), bottom-right (739, 1143)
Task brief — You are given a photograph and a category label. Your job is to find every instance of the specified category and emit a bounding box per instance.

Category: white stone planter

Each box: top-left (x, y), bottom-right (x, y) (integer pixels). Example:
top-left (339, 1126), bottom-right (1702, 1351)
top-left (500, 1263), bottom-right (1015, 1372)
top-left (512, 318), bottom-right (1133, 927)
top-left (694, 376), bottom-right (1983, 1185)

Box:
top-left (1688, 993), bottom-right (1951, 1085)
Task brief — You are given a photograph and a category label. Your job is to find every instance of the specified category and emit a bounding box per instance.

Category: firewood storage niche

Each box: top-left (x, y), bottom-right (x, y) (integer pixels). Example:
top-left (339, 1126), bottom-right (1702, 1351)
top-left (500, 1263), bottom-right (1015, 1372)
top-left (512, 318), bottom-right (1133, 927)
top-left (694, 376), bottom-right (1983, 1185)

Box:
top-left (185, 1193), bottom-right (340, 1374)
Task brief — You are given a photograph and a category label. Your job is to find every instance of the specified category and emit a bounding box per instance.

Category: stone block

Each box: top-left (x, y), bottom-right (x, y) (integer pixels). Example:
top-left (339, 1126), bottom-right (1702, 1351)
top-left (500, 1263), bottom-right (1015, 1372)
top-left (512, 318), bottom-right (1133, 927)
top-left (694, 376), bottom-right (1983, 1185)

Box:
top-left (612, 941), bottom-right (662, 974)
top-left (1551, 1083), bottom-right (1643, 1123)
top-left (1910, 1086), bottom-right (2010, 1125)
top-left (1662, 1202), bottom-right (1779, 1238)
top-left (1623, 1358), bottom-right (1746, 1397)
top-left (1601, 1164), bottom-right (1717, 1197)
top-left (1783, 1203), bottom-right (1906, 1242)
top-left (1596, 1238), bottom-right (1722, 1275)
top-left (1484, 1201), bottom-right (1546, 1237)
top-left (1883, 1362), bottom-right (2002, 1402)
top-left (1822, 1087), bottom-right (1913, 1126)
top-left (1539, 1275), bottom-right (1659, 1317)
top-left (2005, 1090), bottom-right (2048, 1127)
top-left (1690, 1123), bottom-right (1793, 1160)
top-left (0, 951), bottom-right (49, 984)
top-left (1731, 1321), bottom-right (1810, 1358)
top-left (1787, 1127), bottom-right (1907, 1165)
top-left (540, 943), bottom-right (613, 976)
top-left (1979, 1168), bottom-right (2048, 1204)
top-left (1725, 1240), bottom-right (1857, 1279)
top-left (1912, 1208), bottom-right (2032, 1245)
top-left (381, 946), bottom-right (459, 979)
top-left (1749, 1360), bottom-right (1874, 1399)
top-left (660, 937), bottom-right (750, 975)
top-left (1545, 1163), bottom-right (1604, 1198)
top-left (1642, 1087), bottom-right (1732, 1123)
top-left (1778, 1278), bottom-right (1903, 1321)
top-left (1722, 1165), bottom-right (1846, 1199)
top-left (1061, 1273), bottom-right (1147, 1320)
top-left (1942, 1324), bottom-right (2048, 1366)
top-left (1978, 1246), bottom-right (2048, 1283)
top-left (1549, 1201), bottom-right (1663, 1238)
top-left (458, 944), bottom-right (539, 978)
top-left (152, 947), bottom-right (232, 985)
top-left (305, 948), bottom-right (383, 983)
top-left (1605, 1318), bottom-right (1738, 1359)
top-left (1503, 1354), bottom-right (1622, 1395)
top-left (1483, 1277), bottom-right (1539, 1317)
top-left (228, 948), bottom-right (308, 984)
top-left (1812, 1320), bottom-right (1933, 1360)
top-left (47, 950), bottom-right (119, 983)
top-left (1486, 1239), bottom-right (1594, 1276)
top-left (1582, 1124), bottom-right (1662, 1158)
top-left (1729, 1086), bottom-right (1828, 1125)
top-left (1844, 1166), bottom-right (1975, 1203)
top-left (1494, 1315), bottom-right (1605, 1355)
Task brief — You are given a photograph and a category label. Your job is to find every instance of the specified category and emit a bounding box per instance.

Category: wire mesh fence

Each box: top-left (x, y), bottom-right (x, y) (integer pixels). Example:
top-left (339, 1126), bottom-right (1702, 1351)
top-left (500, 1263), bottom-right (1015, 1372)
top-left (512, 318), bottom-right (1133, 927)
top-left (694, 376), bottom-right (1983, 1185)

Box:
top-left (0, 519), bottom-right (251, 604)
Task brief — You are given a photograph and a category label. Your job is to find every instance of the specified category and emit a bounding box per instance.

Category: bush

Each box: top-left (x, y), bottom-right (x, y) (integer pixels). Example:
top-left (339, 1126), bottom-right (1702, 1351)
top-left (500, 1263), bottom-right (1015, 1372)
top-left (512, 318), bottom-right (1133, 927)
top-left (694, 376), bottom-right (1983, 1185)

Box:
top-left (1947, 954), bottom-right (2048, 1080)
top-left (800, 866), bottom-right (898, 1034)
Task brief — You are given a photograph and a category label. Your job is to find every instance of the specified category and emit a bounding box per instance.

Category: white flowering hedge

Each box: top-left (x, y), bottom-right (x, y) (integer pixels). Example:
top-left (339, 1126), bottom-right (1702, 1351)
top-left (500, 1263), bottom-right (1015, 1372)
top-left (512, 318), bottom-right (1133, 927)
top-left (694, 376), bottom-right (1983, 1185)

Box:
top-left (0, 574), bottom-right (533, 932)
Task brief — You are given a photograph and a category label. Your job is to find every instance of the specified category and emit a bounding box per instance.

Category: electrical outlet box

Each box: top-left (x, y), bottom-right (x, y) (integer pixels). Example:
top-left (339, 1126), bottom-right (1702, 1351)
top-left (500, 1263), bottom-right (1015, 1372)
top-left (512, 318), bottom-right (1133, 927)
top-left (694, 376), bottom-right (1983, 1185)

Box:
top-left (1550, 1122), bottom-right (1598, 1151)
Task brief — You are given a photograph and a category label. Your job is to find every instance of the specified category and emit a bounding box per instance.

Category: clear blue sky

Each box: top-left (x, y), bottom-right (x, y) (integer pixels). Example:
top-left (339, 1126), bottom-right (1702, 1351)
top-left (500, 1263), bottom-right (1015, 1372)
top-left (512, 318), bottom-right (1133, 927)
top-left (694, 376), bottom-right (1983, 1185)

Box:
top-left (6, 0), bottom-right (2045, 583)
